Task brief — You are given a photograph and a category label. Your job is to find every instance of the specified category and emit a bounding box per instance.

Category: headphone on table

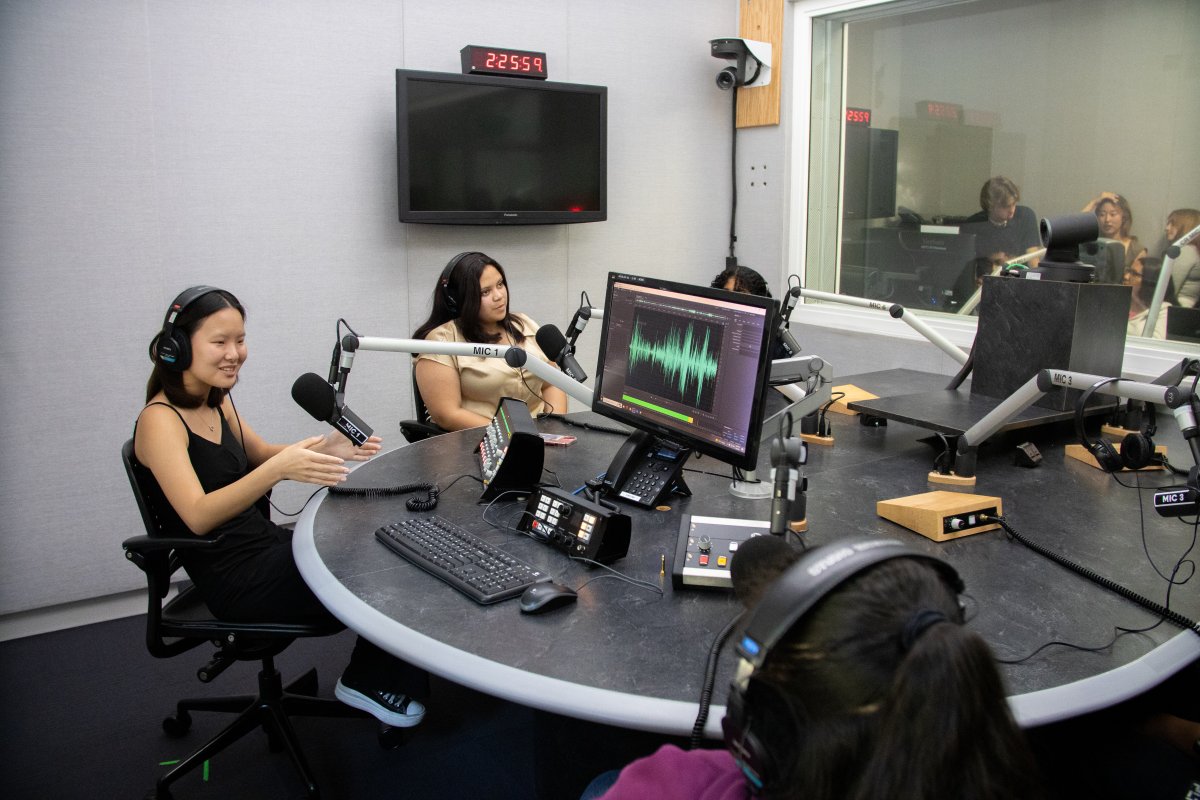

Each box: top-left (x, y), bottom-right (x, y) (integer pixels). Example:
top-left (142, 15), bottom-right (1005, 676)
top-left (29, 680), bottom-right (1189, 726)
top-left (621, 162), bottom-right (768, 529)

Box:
top-left (150, 285), bottom-right (223, 372)
top-left (1074, 378), bottom-right (1158, 472)
top-left (721, 537), bottom-right (964, 793)
top-left (438, 251), bottom-right (484, 318)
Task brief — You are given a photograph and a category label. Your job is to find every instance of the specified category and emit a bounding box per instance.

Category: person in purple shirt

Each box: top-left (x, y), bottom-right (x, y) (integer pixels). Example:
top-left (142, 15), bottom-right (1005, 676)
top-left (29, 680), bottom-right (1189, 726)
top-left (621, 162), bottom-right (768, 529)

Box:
top-left (584, 537), bottom-right (1043, 800)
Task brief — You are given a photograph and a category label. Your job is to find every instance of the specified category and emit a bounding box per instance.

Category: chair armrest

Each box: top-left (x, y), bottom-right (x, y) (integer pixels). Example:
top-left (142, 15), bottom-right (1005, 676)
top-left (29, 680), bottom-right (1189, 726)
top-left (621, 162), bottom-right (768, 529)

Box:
top-left (122, 534), bottom-right (223, 554)
top-left (400, 419), bottom-right (447, 443)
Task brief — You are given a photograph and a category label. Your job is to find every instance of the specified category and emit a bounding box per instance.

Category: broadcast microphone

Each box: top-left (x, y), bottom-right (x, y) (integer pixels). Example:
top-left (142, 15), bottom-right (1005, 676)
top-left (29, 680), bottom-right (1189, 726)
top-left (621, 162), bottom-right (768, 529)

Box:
top-left (769, 435), bottom-right (806, 536)
top-left (565, 305), bottom-right (593, 348)
top-left (730, 534), bottom-right (801, 607)
top-left (291, 372), bottom-right (374, 446)
top-left (536, 324), bottom-right (588, 383)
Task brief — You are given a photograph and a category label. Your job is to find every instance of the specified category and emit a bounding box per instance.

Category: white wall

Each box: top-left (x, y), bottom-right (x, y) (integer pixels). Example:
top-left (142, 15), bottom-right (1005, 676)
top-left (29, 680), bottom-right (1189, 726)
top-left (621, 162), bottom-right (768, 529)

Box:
top-left (0, 0), bottom-right (758, 623)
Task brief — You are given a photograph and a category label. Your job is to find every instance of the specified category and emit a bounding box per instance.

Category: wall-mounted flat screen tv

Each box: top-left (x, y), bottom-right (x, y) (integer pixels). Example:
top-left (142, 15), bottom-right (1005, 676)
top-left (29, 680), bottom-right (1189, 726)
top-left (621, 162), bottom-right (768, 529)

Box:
top-left (396, 69), bottom-right (607, 225)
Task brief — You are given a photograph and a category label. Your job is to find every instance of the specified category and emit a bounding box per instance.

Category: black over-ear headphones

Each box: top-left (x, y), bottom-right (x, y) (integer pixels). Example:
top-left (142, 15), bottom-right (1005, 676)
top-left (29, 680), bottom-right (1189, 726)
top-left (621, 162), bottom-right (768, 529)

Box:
top-left (721, 537), bottom-right (963, 793)
top-left (439, 252), bottom-right (483, 318)
top-left (1074, 379), bottom-right (1159, 472)
top-left (152, 285), bottom-right (221, 372)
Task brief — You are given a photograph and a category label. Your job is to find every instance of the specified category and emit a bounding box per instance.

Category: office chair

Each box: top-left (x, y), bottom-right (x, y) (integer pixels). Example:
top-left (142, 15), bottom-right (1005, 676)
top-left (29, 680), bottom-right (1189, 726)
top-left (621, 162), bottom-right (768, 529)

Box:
top-left (399, 372), bottom-right (447, 443)
top-left (120, 439), bottom-right (395, 799)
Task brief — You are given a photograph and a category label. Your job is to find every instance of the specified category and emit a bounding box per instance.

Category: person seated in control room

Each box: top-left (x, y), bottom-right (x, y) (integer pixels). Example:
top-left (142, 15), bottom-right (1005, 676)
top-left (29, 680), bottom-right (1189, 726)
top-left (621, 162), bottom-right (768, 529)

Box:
top-left (412, 251), bottom-right (567, 431)
top-left (1163, 208), bottom-right (1200, 308)
top-left (136, 286), bottom-right (428, 728)
top-left (1083, 191), bottom-right (1148, 275)
top-left (580, 540), bottom-right (1045, 800)
top-left (1125, 254), bottom-right (1177, 339)
top-left (963, 175), bottom-right (1042, 267)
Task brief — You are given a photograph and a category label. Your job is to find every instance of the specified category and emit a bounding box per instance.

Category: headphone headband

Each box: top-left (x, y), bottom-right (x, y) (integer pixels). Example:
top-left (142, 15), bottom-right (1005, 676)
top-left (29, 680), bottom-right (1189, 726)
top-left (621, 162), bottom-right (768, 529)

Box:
top-left (439, 252), bottom-right (484, 318)
top-left (736, 537), bottom-right (962, 669)
top-left (153, 285), bottom-right (222, 371)
top-left (1073, 379), bottom-right (1158, 472)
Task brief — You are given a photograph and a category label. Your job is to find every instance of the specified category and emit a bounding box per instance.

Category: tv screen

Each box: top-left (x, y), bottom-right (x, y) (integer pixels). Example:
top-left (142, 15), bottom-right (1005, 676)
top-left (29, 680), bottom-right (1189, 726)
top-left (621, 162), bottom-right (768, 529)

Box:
top-left (396, 69), bottom-right (607, 225)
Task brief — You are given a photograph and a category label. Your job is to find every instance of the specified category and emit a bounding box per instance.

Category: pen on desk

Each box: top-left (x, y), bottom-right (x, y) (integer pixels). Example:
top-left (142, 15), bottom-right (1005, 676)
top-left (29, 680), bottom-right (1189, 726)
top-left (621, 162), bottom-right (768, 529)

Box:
top-left (660, 553), bottom-right (665, 576)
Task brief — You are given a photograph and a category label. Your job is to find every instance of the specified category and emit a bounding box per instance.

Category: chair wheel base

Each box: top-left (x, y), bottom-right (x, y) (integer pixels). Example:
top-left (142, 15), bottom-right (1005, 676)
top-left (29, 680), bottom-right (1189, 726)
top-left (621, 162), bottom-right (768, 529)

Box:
top-left (379, 724), bottom-right (408, 749)
top-left (162, 710), bottom-right (192, 737)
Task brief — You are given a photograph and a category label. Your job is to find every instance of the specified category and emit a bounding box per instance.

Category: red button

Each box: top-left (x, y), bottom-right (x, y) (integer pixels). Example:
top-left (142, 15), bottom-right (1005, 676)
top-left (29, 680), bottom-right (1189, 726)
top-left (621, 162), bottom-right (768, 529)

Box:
top-left (698, 554), bottom-right (709, 566)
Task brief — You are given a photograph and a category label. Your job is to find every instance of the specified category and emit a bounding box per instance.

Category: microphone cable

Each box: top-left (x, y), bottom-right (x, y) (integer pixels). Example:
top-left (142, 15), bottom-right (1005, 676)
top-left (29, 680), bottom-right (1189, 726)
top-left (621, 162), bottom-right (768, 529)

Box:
top-left (982, 513), bottom-right (1200, 641)
top-left (538, 413), bottom-right (630, 436)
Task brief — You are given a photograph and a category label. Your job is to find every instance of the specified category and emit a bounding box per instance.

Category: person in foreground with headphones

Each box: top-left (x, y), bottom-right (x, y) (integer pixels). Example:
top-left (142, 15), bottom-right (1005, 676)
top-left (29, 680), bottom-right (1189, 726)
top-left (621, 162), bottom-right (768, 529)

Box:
top-left (584, 536), bottom-right (1044, 800)
top-left (412, 251), bottom-right (568, 430)
top-left (135, 286), bottom-right (429, 728)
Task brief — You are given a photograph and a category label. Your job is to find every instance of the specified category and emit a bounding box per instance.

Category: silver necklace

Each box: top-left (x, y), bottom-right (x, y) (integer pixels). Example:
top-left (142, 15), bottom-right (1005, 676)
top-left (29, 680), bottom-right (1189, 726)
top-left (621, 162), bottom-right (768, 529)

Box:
top-left (192, 405), bottom-right (217, 432)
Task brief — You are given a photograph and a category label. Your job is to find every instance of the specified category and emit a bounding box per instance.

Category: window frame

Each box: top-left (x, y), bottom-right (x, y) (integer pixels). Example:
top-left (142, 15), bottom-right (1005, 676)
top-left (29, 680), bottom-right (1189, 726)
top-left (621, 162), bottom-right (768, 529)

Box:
top-left (785, 0), bottom-right (1195, 379)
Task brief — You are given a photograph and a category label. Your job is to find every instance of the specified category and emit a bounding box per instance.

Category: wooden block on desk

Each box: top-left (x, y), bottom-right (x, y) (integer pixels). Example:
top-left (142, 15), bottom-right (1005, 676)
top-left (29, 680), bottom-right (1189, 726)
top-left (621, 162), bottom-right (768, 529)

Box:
top-left (878, 491), bottom-right (1002, 542)
top-left (828, 384), bottom-right (878, 416)
top-left (799, 433), bottom-right (834, 447)
top-left (1064, 443), bottom-right (1167, 471)
top-left (928, 471), bottom-right (978, 487)
top-left (1101, 424), bottom-right (1138, 438)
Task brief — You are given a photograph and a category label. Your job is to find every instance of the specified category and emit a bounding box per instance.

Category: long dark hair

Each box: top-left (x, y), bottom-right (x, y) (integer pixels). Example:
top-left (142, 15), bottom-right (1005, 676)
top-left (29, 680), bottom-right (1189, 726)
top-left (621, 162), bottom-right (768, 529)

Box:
top-left (145, 289), bottom-right (244, 409)
top-left (749, 558), bottom-right (1043, 800)
top-left (412, 252), bottom-right (526, 344)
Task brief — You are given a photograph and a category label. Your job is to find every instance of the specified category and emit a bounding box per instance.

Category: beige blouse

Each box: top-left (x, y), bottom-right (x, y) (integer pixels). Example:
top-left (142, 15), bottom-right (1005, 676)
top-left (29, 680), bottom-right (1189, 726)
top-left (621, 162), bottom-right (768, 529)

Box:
top-left (415, 313), bottom-right (558, 420)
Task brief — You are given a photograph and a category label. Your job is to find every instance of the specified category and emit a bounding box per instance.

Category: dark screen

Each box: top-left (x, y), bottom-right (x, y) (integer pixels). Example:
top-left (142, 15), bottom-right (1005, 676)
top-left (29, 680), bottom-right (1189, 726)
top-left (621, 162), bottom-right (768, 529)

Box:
top-left (397, 71), bottom-right (606, 224)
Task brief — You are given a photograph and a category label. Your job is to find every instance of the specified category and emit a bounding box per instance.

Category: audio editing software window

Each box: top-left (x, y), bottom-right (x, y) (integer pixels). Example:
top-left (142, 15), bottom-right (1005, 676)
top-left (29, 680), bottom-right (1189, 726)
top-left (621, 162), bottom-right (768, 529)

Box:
top-left (596, 280), bottom-right (769, 457)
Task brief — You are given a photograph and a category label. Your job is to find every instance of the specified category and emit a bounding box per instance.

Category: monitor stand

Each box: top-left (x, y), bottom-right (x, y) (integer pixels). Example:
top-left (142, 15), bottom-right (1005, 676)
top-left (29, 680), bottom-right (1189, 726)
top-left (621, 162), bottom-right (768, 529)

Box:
top-left (600, 430), bottom-right (692, 508)
top-left (729, 471), bottom-right (772, 500)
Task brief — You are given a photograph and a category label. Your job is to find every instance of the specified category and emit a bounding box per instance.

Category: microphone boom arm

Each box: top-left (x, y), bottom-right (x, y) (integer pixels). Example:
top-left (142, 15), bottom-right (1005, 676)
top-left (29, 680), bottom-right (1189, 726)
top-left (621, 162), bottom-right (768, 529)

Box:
top-left (346, 335), bottom-right (596, 407)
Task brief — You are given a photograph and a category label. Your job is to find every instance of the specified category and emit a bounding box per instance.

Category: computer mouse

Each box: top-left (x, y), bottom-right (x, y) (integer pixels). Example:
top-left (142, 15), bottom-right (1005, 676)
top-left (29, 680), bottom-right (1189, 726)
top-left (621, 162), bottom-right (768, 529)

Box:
top-left (519, 581), bottom-right (578, 614)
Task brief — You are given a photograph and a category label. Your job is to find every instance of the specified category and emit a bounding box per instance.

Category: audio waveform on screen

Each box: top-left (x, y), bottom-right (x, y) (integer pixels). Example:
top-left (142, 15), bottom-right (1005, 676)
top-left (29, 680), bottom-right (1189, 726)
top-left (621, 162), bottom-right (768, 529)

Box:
top-left (626, 309), bottom-right (723, 411)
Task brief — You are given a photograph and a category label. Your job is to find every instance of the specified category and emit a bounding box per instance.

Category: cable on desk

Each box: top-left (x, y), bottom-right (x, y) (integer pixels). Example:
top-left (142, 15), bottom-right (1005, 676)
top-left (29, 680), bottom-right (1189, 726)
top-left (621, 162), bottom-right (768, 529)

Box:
top-left (329, 481), bottom-right (440, 511)
top-left (568, 555), bottom-right (664, 597)
top-left (983, 514), bottom-right (1200, 637)
top-left (690, 611), bottom-right (742, 750)
top-left (538, 413), bottom-right (630, 436)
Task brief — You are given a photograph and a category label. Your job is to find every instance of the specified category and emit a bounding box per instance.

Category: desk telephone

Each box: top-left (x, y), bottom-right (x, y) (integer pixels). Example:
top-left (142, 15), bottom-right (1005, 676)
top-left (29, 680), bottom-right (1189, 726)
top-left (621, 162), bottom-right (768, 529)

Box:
top-left (601, 429), bottom-right (692, 507)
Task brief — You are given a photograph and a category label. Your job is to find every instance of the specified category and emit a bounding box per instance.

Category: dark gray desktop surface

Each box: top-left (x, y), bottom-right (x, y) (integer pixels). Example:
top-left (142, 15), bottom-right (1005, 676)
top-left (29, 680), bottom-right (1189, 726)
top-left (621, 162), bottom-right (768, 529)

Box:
top-left (845, 369), bottom-right (1112, 436)
top-left (294, 369), bottom-right (1200, 737)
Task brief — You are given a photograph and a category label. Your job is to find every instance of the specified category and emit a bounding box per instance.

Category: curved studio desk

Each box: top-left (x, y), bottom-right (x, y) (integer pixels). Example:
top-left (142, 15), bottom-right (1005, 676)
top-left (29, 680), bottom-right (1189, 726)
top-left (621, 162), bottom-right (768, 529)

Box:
top-left (294, 370), bottom-right (1200, 738)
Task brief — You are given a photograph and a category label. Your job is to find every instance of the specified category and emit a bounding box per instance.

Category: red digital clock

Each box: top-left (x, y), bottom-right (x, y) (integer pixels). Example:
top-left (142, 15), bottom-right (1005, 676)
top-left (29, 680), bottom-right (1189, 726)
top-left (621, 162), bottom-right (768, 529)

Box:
top-left (846, 107), bottom-right (872, 127)
top-left (460, 45), bottom-right (548, 80)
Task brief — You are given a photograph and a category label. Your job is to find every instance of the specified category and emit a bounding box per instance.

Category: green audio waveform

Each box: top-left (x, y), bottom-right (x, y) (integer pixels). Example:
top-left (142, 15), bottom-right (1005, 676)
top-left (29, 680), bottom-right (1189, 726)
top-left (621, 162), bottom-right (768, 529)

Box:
top-left (628, 317), bottom-right (719, 406)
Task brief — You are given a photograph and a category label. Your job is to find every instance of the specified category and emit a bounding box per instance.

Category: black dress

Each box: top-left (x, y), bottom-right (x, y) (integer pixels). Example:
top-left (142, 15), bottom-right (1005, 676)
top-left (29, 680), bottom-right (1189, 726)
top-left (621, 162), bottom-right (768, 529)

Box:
top-left (138, 403), bottom-right (427, 693)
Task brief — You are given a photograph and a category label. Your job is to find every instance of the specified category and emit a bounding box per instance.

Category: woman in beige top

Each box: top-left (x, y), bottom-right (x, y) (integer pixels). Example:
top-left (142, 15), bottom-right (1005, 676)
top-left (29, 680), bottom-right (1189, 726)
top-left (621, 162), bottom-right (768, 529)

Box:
top-left (412, 251), bottom-right (568, 430)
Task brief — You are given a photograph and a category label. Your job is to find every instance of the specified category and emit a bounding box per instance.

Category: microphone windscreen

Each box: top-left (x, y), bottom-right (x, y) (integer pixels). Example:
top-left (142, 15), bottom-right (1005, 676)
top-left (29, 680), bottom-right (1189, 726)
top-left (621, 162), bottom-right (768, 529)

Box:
top-left (535, 324), bottom-right (568, 360)
top-left (731, 534), bottom-right (802, 607)
top-left (291, 372), bottom-right (336, 422)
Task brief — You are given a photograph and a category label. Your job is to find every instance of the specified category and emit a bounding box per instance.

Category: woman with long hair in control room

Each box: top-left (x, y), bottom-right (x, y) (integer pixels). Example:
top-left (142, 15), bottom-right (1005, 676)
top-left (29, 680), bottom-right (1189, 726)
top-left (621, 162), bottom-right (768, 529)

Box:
top-left (135, 287), bottom-right (429, 727)
top-left (412, 251), bottom-right (567, 431)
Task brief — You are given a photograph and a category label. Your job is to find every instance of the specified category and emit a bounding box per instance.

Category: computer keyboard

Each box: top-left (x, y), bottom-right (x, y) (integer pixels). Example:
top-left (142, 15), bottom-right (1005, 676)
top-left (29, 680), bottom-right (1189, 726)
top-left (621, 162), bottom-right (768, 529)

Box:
top-left (374, 516), bottom-right (547, 604)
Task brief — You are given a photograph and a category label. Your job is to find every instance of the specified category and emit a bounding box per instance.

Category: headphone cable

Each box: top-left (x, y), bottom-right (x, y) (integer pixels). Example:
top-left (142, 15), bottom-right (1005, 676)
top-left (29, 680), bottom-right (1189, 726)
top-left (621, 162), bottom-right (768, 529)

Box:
top-left (690, 610), bottom-right (743, 750)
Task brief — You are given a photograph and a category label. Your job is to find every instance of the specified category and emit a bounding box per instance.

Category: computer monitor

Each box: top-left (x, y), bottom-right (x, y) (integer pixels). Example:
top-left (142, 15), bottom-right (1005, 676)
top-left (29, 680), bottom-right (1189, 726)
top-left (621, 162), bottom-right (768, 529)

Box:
top-left (590, 273), bottom-right (776, 506)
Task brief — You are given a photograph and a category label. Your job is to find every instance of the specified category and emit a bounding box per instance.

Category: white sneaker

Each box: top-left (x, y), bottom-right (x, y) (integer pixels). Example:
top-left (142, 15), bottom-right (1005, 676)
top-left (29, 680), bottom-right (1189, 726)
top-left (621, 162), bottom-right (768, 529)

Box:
top-left (335, 677), bottom-right (426, 727)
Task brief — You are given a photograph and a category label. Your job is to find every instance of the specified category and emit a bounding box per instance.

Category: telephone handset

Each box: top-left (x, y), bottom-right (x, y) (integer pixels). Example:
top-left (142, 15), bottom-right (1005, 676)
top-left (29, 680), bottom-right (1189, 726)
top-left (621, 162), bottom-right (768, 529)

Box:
top-left (601, 429), bottom-right (692, 508)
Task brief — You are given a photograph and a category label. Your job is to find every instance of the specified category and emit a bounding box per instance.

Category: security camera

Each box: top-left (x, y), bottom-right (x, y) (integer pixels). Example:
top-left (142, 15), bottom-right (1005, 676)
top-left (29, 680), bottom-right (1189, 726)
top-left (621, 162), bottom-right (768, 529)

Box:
top-left (710, 37), bottom-right (772, 90)
top-left (1026, 213), bottom-right (1099, 283)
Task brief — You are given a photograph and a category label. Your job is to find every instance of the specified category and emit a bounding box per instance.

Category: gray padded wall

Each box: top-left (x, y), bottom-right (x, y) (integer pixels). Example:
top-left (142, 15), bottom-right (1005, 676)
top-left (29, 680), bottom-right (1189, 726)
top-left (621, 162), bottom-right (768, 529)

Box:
top-left (0, 0), bottom-right (745, 617)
